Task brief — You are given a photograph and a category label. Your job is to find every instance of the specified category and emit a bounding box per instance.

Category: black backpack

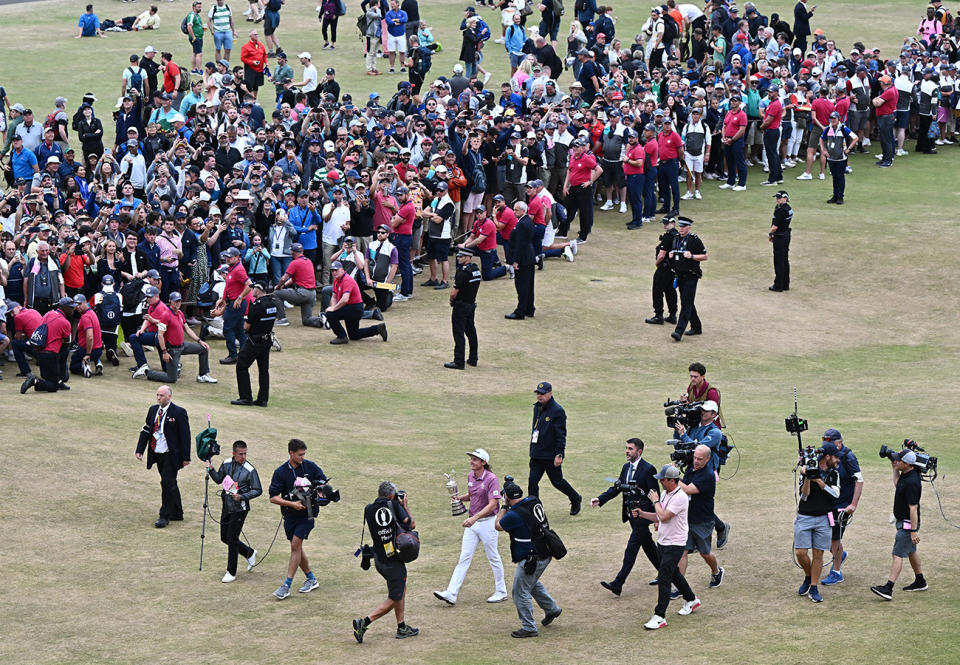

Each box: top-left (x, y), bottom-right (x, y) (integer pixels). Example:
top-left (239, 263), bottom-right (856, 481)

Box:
top-left (414, 45), bottom-right (433, 76)
top-left (662, 13), bottom-right (679, 44)
top-left (120, 278), bottom-right (145, 311)
top-left (27, 322), bottom-right (49, 349)
top-left (514, 498), bottom-right (567, 560)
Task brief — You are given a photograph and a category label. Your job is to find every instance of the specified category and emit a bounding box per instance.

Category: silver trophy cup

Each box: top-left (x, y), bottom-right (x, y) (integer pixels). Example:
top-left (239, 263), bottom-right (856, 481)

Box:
top-left (444, 470), bottom-right (468, 516)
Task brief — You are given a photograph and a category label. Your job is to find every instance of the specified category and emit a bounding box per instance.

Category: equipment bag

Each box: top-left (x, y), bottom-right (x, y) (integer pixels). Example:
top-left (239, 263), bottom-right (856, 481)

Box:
top-left (395, 528), bottom-right (421, 562)
top-left (27, 322), bottom-right (49, 349)
top-left (514, 498), bottom-right (567, 560)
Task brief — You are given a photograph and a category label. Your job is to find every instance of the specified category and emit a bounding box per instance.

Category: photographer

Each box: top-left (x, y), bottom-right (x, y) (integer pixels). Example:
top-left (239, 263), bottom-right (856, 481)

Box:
top-left (678, 445), bottom-right (724, 588)
top-left (353, 481), bottom-right (419, 643)
top-left (820, 429), bottom-right (863, 587)
top-left (591, 438), bottom-right (661, 596)
top-left (267, 438), bottom-right (327, 600)
top-left (495, 478), bottom-right (562, 639)
top-left (870, 449), bottom-right (926, 600)
top-left (794, 442), bottom-right (840, 604)
top-left (205, 440), bottom-right (262, 583)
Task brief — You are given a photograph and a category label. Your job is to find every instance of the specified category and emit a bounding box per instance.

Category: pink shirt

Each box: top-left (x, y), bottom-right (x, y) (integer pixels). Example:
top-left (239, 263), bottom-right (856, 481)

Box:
top-left (466, 469), bottom-right (500, 518)
top-left (655, 487), bottom-right (689, 546)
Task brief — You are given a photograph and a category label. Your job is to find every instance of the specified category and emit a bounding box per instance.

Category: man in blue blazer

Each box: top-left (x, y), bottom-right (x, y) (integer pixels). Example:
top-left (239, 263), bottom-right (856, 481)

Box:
top-left (136, 384), bottom-right (192, 527)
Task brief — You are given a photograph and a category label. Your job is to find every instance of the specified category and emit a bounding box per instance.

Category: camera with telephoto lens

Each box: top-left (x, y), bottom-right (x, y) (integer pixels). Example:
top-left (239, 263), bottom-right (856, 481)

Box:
top-left (880, 439), bottom-right (938, 481)
top-left (800, 445), bottom-right (821, 478)
top-left (358, 544), bottom-right (374, 570)
top-left (666, 439), bottom-right (697, 469)
top-left (614, 479), bottom-right (653, 511)
top-left (664, 399), bottom-right (703, 429)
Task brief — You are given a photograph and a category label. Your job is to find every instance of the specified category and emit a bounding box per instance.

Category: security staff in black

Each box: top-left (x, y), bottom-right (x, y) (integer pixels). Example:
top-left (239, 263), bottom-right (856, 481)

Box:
top-left (354, 481), bottom-right (419, 642)
top-left (592, 438), bottom-right (661, 595)
top-left (666, 217), bottom-right (707, 342)
top-left (769, 190), bottom-right (793, 292)
top-left (232, 283), bottom-right (277, 407)
top-left (205, 440), bottom-right (263, 581)
top-left (445, 248), bottom-right (482, 370)
top-left (645, 218), bottom-right (679, 325)
top-left (529, 381), bottom-right (582, 515)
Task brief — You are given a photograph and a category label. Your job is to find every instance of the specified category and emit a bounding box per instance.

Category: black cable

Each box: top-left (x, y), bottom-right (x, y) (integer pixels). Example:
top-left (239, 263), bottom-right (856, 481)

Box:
top-left (203, 489), bottom-right (284, 569)
top-left (719, 441), bottom-right (740, 480)
top-left (930, 479), bottom-right (960, 529)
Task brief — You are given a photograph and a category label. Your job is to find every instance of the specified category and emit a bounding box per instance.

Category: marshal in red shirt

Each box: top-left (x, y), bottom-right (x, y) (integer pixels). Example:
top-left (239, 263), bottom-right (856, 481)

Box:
top-left (763, 98), bottom-right (783, 130)
top-left (567, 151), bottom-right (598, 187)
top-left (527, 194), bottom-right (546, 226)
top-left (624, 143), bottom-right (645, 176)
top-left (495, 206), bottom-right (518, 240)
top-left (77, 308), bottom-right (104, 350)
top-left (284, 255), bottom-right (317, 289)
top-left (332, 272), bottom-right (363, 305)
top-left (657, 130), bottom-right (684, 160)
top-left (472, 217), bottom-right (498, 251)
top-left (876, 86), bottom-right (898, 116)
top-left (15, 308), bottom-right (43, 338)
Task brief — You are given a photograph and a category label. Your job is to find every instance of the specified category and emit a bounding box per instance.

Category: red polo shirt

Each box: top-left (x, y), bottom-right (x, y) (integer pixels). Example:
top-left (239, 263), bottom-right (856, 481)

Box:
top-left (643, 139), bottom-right (659, 168)
top-left (763, 98), bottom-right (783, 130)
top-left (144, 300), bottom-right (174, 335)
top-left (394, 200), bottom-right (416, 235)
top-left (472, 217), bottom-right (498, 251)
top-left (834, 96), bottom-right (850, 121)
top-left (15, 308), bottom-right (43, 337)
top-left (163, 61), bottom-right (182, 94)
top-left (877, 86), bottom-right (898, 116)
top-left (811, 97), bottom-right (835, 126)
top-left (657, 130), bottom-right (684, 160)
top-left (285, 255), bottom-right (317, 289)
top-left (624, 143), bottom-right (645, 175)
top-left (527, 194), bottom-right (546, 226)
top-left (496, 206), bottom-right (518, 240)
top-left (41, 309), bottom-right (72, 353)
top-left (78, 309), bottom-right (103, 349)
top-left (722, 108), bottom-right (748, 138)
top-left (567, 150), bottom-right (597, 187)
top-left (166, 308), bottom-right (186, 346)
top-left (333, 272), bottom-right (363, 305)
top-left (224, 261), bottom-right (250, 300)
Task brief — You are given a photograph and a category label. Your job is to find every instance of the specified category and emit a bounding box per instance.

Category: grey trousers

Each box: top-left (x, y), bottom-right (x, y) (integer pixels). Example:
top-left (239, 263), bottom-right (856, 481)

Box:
top-left (274, 286), bottom-right (317, 323)
top-left (512, 557), bottom-right (559, 632)
top-left (146, 342), bottom-right (210, 382)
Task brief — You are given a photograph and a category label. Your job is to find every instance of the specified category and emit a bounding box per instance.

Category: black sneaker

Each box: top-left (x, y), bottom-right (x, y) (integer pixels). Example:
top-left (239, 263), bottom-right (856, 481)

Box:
top-left (542, 608), bottom-right (562, 625)
top-left (709, 567), bottom-right (725, 588)
top-left (664, 314), bottom-right (677, 324)
top-left (870, 584), bottom-right (893, 600)
top-left (600, 581), bottom-right (622, 596)
top-left (420, 279), bottom-right (438, 287)
top-left (511, 628), bottom-right (538, 638)
top-left (395, 624), bottom-right (419, 639)
top-left (353, 618), bottom-right (367, 643)
top-left (903, 578), bottom-right (928, 592)
top-left (716, 522), bottom-right (730, 549)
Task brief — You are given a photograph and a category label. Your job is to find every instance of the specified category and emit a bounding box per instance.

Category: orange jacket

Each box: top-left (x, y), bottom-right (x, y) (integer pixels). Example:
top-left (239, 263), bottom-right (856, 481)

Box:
top-left (446, 165), bottom-right (467, 203)
top-left (241, 40), bottom-right (267, 72)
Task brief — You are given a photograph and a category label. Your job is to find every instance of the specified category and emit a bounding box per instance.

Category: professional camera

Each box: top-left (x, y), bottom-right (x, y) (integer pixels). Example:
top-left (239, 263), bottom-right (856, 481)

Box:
top-left (613, 479), bottom-right (653, 511)
top-left (664, 399), bottom-right (703, 429)
top-left (799, 445), bottom-right (821, 478)
top-left (666, 439), bottom-right (697, 468)
top-left (880, 439), bottom-right (938, 481)
top-left (785, 412), bottom-right (809, 434)
top-left (283, 478), bottom-right (341, 517)
top-left (357, 543), bottom-right (374, 570)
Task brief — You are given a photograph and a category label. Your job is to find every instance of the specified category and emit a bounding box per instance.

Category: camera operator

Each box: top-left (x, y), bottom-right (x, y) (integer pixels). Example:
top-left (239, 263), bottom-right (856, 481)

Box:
top-left (671, 399), bottom-right (730, 548)
top-left (495, 478), bottom-right (562, 639)
top-left (682, 363), bottom-right (723, 427)
top-left (794, 442), bottom-right (841, 604)
top-left (591, 438), bottom-right (661, 596)
top-left (870, 449), bottom-right (927, 600)
top-left (205, 440), bottom-right (262, 583)
top-left (353, 481), bottom-right (419, 643)
top-left (820, 429), bottom-right (863, 587)
top-left (678, 445), bottom-right (724, 588)
top-left (267, 438), bottom-right (326, 600)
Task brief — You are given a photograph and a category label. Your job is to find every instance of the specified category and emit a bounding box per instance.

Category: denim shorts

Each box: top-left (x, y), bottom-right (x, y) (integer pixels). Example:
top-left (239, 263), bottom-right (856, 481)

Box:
top-left (794, 513), bottom-right (831, 551)
top-left (214, 30), bottom-right (234, 52)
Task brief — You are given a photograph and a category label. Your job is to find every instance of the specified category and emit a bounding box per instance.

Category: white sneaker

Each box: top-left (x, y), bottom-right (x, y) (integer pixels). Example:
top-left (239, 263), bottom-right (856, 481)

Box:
top-left (796, 172), bottom-right (812, 180)
top-left (494, 37), bottom-right (505, 44)
top-left (618, 201), bottom-right (626, 213)
top-left (221, 572), bottom-right (237, 583)
top-left (247, 549), bottom-right (258, 571)
top-left (896, 149), bottom-right (909, 156)
top-left (283, 301), bottom-right (293, 309)
top-left (732, 185), bottom-right (747, 192)
top-left (818, 172), bottom-right (825, 180)
top-left (569, 238), bottom-right (578, 255)
top-left (935, 139), bottom-right (945, 145)
top-left (393, 293), bottom-right (410, 301)
top-left (119, 342), bottom-right (133, 357)
top-left (694, 190), bottom-right (702, 200)
top-left (563, 246), bottom-right (574, 262)
top-left (678, 598), bottom-right (701, 615)
top-left (681, 191), bottom-right (694, 200)
top-left (483, 72), bottom-right (492, 84)
top-left (718, 183), bottom-right (733, 189)
top-left (242, 7), bottom-right (251, 15)
top-left (487, 592), bottom-right (508, 603)
top-left (197, 374), bottom-right (218, 383)
top-left (506, 264), bottom-right (515, 278)
top-left (433, 589), bottom-right (456, 605)
top-left (644, 615), bottom-right (667, 630)
top-left (862, 137), bottom-right (871, 146)
top-left (762, 166), bottom-right (769, 172)
top-left (82, 360), bottom-right (92, 378)
top-left (132, 364), bottom-right (149, 379)
top-left (943, 139), bottom-right (954, 145)
top-left (600, 200), bottom-right (614, 210)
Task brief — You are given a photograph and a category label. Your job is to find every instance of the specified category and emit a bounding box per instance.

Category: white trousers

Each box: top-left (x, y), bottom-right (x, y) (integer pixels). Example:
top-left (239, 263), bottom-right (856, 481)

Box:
top-left (444, 516), bottom-right (506, 598)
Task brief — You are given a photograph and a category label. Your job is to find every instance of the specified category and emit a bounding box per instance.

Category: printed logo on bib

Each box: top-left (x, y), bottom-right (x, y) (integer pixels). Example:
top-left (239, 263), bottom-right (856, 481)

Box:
top-left (375, 506), bottom-right (394, 527)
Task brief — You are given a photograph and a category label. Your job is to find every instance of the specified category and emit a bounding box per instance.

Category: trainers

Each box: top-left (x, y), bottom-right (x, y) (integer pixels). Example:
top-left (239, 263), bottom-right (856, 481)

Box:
top-left (94, 362), bottom-right (103, 376)
top-left (420, 279), bottom-right (438, 287)
top-left (809, 586), bottom-right (823, 603)
top-left (718, 183), bottom-right (733, 189)
top-left (670, 588), bottom-right (680, 600)
top-left (541, 608), bottom-right (562, 625)
top-left (487, 592), bottom-right (508, 603)
top-left (247, 549), bottom-right (257, 571)
top-left (395, 624), bottom-right (419, 639)
top-left (716, 522), bottom-right (730, 549)
top-left (511, 628), bottom-right (539, 638)
top-left (119, 342), bottom-right (133, 357)
top-left (434, 281), bottom-right (450, 290)
top-left (644, 615), bottom-right (667, 630)
top-left (760, 180), bottom-right (777, 186)
top-left (271, 333), bottom-right (283, 352)
top-left (131, 363), bottom-right (149, 379)
top-left (903, 578), bottom-right (928, 592)
top-left (353, 618), bottom-right (368, 643)
top-left (618, 201), bottom-right (627, 213)
top-left (506, 264), bottom-right (515, 278)
top-left (798, 577), bottom-right (811, 596)
top-left (563, 246), bottom-right (574, 262)
top-left (600, 201), bottom-right (614, 211)
top-left (222, 572), bottom-right (236, 583)
top-left (81, 360), bottom-right (92, 378)
top-left (732, 185), bottom-right (747, 192)
top-left (818, 172), bottom-right (825, 180)
top-left (870, 584), bottom-right (893, 600)
top-left (298, 577), bottom-right (319, 593)
top-left (896, 148), bottom-right (909, 156)
top-left (393, 293), bottom-right (410, 301)
top-left (681, 191), bottom-right (694, 200)
top-left (709, 567), bottom-right (725, 588)
top-left (433, 589), bottom-right (456, 605)
top-left (678, 598), bottom-right (701, 615)
top-left (694, 190), bottom-right (702, 200)
top-left (820, 570), bottom-right (844, 586)
top-left (197, 374), bottom-right (218, 383)
top-left (273, 583), bottom-right (291, 600)
top-left (796, 172), bottom-right (813, 180)
top-left (569, 238), bottom-right (578, 255)
top-left (275, 317), bottom-right (290, 326)
top-left (283, 301), bottom-right (294, 309)
top-left (107, 348), bottom-right (119, 366)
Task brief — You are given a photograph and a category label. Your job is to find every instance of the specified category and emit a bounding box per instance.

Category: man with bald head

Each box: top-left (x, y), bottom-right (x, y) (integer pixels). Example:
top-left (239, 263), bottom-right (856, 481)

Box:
top-left (678, 445), bottom-right (724, 588)
top-left (135, 385), bottom-right (192, 528)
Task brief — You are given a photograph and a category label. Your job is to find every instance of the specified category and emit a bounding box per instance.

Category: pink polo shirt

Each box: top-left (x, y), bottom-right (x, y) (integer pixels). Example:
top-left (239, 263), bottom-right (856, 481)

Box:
top-left (655, 487), bottom-right (689, 546)
top-left (466, 468), bottom-right (500, 518)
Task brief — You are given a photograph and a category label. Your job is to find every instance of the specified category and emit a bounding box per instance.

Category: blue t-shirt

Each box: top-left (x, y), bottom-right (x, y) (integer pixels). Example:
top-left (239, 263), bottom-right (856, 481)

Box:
top-left (268, 459), bottom-right (327, 517)
top-left (499, 497), bottom-right (537, 561)
top-left (385, 9), bottom-right (408, 36)
top-left (79, 12), bottom-right (100, 36)
top-left (834, 447), bottom-right (861, 509)
top-left (11, 146), bottom-right (39, 180)
top-left (682, 465), bottom-right (716, 524)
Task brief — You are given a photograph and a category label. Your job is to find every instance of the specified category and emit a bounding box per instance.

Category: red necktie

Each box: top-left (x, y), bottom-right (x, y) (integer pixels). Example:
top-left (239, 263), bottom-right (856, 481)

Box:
top-left (150, 408), bottom-right (164, 451)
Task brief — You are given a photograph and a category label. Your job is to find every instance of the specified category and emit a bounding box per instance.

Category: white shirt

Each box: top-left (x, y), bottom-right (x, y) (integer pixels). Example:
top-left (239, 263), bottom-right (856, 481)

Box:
top-left (321, 201), bottom-right (349, 245)
top-left (302, 64), bottom-right (318, 93)
top-left (153, 406), bottom-right (169, 454)
top-left (676, 3), bottom-right (703, 22)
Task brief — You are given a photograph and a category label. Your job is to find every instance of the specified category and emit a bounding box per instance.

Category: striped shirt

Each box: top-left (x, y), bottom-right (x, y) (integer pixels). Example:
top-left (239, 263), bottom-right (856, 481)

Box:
top-left (208, 4), bottom-right (232, 32)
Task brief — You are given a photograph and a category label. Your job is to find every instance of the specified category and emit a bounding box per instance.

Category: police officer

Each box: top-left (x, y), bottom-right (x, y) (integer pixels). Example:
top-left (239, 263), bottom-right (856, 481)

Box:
top-left (205, 440), bottom-right (263, 583)
top-left (665, 217), bottom-right (707, 342)
top-left (644, 217), bottom-right (678, 325)
top-left (445, 247), bottom-right (482, 370)
top-left (768, 190), bottom-right (792, 292)
top-left (591, 438), bottom-right (661, 596)
top-left (231, 283), bottom-right (276, 407)
top-left (528, 381), bottom-right (582, 515)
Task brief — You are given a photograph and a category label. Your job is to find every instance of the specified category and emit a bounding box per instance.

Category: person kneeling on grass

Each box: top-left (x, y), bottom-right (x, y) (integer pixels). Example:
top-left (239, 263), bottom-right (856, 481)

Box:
top-left (324, 261), bottom-right (387, 345)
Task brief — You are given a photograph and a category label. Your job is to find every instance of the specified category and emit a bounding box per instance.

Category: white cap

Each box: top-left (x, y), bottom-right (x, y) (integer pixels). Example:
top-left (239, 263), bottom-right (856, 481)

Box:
top-left (453, 63), bottom-right (464, 73)
top-left (701, 400), bottom-right (719, 413)
top-left (298, 51), bottom-right (312, 60)
top-left (466, 448), bottom-right (490, 463)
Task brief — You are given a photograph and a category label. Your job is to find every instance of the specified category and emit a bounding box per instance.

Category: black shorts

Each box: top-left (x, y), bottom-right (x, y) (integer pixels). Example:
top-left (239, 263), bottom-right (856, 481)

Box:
top-left (245, 66), bottom-right (265, 89)
top-left (427, 236), bottom-right (450, 262)
top-left (284, 515), bottom-right (314, 541)
top-left (191, 38), bottom-right (203, 55)
top-left (376, 559), bottom-right (407, 601)
top-left (601, 159), bottom-right (624, 188)
top-left (831, 510), bottom-right (850, 541)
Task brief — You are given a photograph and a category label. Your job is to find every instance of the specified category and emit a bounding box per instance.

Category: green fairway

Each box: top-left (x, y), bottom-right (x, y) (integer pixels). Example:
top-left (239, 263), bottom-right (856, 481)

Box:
top-left (1, 2), bottom-right (959, 665)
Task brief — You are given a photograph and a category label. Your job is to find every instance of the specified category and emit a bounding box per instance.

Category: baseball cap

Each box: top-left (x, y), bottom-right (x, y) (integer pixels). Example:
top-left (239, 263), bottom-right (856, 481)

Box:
top-left (146, 269), bottom-right (161, 279)
top-left (144, 286), bottom-right (160, 298)
top-left (829, 110), bottom-right (840, 119)
top-left (534, 381), bottom-right (552, 394)
top-left (822, 428), bottom-right (842, 442)
top-left (343, 236), bottom-right (356, 244)
top-left (168, 291), bottom-right (183, 302)
top-left (101, 274), bottom-right (116, 286)
top-left (774, 190), bottom-right (789, 199)
top-left (291, 242), bottom-right (304, 252)
top-left (502, 478), bottom-right (523, 499)
top-left (654, 464), bottom-right (681, 480)
top-left (224, 247), bottom-right (241, 257)
top-left (891, 450), bottom-right (918, 465)
top-left (330, 260), bottom-right (343, 270)
top-left (701, 400), bottom-right (718, 412)
top-left (326, 67), bottom-right (336, 75)
top-left (435, 181), bottom-right (449, 191)
top-left (819, 441), bottom-right (841, 457)
top-left (466, 448), bottom-right (490, 463)
top-left (298, 51), bottom-right (312, 60)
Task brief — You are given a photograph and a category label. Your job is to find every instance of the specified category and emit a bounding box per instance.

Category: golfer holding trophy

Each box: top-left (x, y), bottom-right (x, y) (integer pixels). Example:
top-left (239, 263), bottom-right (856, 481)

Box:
top-left (433, 449), bottom-right (508, 605)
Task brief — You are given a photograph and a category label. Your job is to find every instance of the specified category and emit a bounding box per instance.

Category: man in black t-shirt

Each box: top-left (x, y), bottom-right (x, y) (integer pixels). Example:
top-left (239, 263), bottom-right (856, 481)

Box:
top-left (679, 445), bottom-right (724, 588)
top-left (793, 442), bottom-right (840, 603)
top-left (870, 449), bottom-right (927, 600)
top-left (354, 481), bottom-right (418, 643)
top-left (231, 283), bottom-right (276, 407)
top-left (444, 248), bottom-right (481, 370)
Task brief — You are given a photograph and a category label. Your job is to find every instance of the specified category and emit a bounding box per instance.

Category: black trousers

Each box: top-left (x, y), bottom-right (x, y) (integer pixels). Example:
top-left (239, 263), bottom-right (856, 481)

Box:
top-left (221, 508), bottom-right (254, 575)
top-left (652, 267), bottom-right (677, 317)
top-left (121, 314), bottom-right (143, 342)
top-left (614, 518), bottom-right (661, 587)
top-left (562, 183), bottom-right (594, 241)
top-left (528, 457), bottom-right (579, 502)
top-left (156, 452), bottom-right (184, 520)
top-left (513, 264), bottom-right (535, 317)
top-left (916, 114), bottom-right (934, 153)
top-left (236, 336), bottom-right (270, 404)
top-left (654, 544), bottom-right (696, 617)
top-left (33, 350), bottom-right (66, 392)
top-left (451, 301), bottom-right (477, 365)
top-left (828, 159), bottom-right (846, 200)
top-left (674, 275), bottom-right (701, 336)
top-left (772, 232), bottom-right (791, 290)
